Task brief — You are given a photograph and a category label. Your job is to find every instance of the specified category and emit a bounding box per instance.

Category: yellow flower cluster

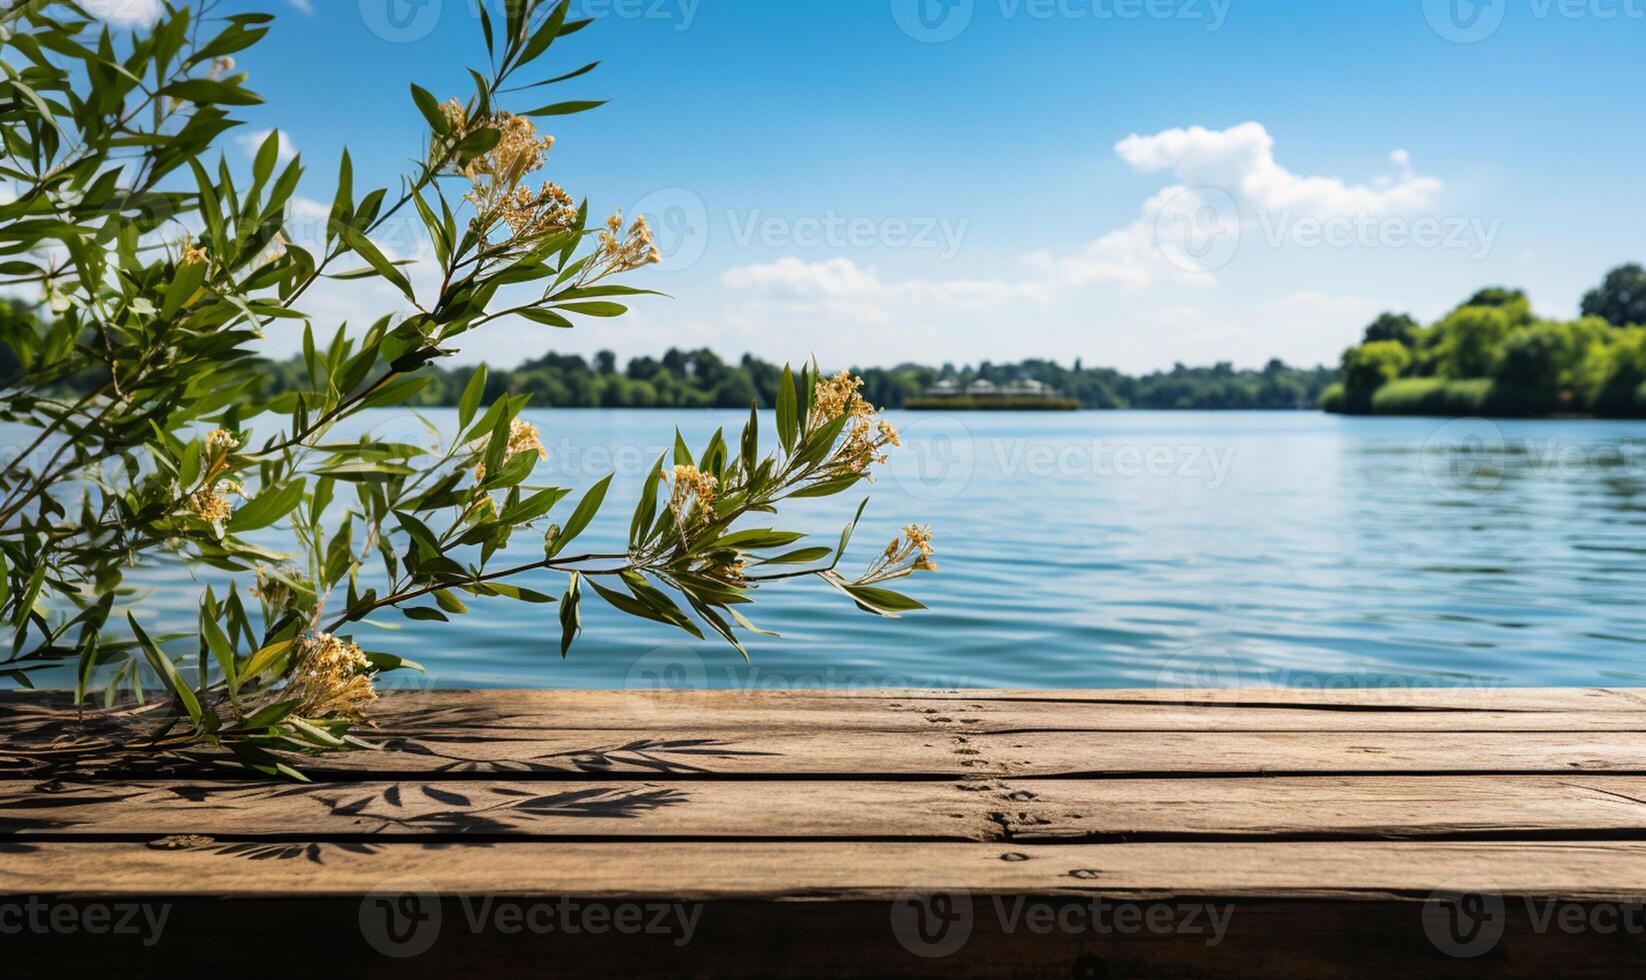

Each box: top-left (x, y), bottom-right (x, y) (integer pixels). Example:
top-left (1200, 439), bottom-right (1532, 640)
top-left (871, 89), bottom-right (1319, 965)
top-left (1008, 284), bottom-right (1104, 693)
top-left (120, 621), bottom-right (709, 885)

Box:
top-left (498, 181), bottom-right (578, 239)
top-left (186, 486), bottom-right (232, 524)
top-left (577, 209), bottom-right (661, 281)
top-left (474, 418), bottom-right (548, 480)
top-left (182, 429), bottom-right (244, 524)
top-left (287, 632), bottom-right (377, 720)
top-left (185, 479), bottom-right (242, 525)
top-left (181, 244), bottom-right (208, 266)
top-left (668, 464), bottom-right (717, 528)
top-left (439, 101), bottom-right (578, 243)
top-left (206, 428), bottom-right (239, 455)
top-left (859, 524), bottom-right (939, 584)
top-left (810, 371), bottom-right (901, 476)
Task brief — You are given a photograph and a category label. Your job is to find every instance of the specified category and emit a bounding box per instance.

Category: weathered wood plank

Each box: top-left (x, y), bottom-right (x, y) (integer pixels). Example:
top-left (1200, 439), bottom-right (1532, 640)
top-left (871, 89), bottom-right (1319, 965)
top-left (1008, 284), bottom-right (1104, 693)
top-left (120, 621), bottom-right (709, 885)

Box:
top-left (6, 776), bottom-right (1646, 842)
top-left (8, 729), bottom-right (1646, 779)
top-left (8, 689), bottom-right (1646, 739)
top-left (8, 839), bottom-right (1646, 899)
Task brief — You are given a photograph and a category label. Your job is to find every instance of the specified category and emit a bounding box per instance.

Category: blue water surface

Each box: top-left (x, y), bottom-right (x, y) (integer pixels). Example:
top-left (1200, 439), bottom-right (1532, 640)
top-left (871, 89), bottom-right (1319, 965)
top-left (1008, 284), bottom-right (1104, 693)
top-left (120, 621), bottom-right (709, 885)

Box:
top-left (17, 409), bottom-right (1646, 690)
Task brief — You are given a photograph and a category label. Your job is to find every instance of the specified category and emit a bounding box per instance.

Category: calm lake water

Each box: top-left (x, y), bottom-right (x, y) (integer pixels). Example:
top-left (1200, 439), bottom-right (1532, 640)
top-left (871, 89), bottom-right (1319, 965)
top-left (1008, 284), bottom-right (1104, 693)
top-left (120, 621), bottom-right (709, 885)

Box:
top-left (21, 409), bottom-right (1646, 690)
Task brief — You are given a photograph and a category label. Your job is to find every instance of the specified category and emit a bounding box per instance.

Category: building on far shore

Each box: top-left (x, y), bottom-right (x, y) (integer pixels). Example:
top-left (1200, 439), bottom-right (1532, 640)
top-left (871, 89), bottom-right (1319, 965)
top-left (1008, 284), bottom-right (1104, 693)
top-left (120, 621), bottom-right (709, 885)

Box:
top-left (908, 377), bottom-right (1079, 410)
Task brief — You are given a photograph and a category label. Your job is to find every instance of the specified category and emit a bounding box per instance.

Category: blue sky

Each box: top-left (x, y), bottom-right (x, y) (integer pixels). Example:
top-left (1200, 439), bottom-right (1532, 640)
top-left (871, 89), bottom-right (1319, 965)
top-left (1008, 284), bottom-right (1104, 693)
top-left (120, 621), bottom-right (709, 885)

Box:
top-left (102, 0), bottom-right (1646, 371)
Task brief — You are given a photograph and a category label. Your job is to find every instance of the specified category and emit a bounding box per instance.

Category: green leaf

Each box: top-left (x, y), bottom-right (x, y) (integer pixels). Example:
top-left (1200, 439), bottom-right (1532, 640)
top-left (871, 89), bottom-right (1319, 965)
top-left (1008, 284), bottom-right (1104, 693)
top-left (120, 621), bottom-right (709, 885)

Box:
top-left (777, 364), bottom-right (798, 452)
top-left (525, 100), bottom-right (607, 117)
top-left (547, 474), bottom-right (611, 557)
top-left (158, 78), bottom-right (263, 106)
top-left (760, 547), bottom-right (833, 565)
top-left (558, 301), bottom-right (626, 317)
top-left (558, 572), bottom-right (581, 657)
top-left (458, 364), bottom-right (487, 430)
top-left (127, 614), bottom-right (202, 724)
top-left (433, 589), bottom-right (468, 615)
top-left (410, 83), bottom-right (450, 135)
top-left (227, 478), bottom-right (307, 532)
top-left (845, 585), bottom-right (928, 616)
top-left (630, 455), bottom-right (664, 548)
top-left (253, 128), bottom-right (282, 186)
top-left (239, 639), bottom-right (294, 684)
top-left (337, 224), bottom-right (416, 304)
top-left (711, 528), bottom-right (806, 552)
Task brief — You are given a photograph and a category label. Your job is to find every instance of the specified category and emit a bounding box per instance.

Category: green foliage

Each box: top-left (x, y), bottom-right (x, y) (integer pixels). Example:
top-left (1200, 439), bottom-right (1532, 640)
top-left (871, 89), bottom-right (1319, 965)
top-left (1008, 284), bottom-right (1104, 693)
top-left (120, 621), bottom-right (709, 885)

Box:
top-left (1327, 269), bottom-right (1646, 417)
top-left (1581, 263), bottom-right (1646, 327)
top-left (1416, 300), bottom-right (1532, 379)
top-left (1362, 312), bottom-right (1419, 347)
top-left (1338, 340), bottom-right (1412, 413)
top-left (14, 332), bottom-right (1339, 411)
top-left (1369, 378), bottom-right (1493, 416)
top-left (1462, 286), bottom-right (1529, 309)
top-left (0, 1), bottom-right (931, 772)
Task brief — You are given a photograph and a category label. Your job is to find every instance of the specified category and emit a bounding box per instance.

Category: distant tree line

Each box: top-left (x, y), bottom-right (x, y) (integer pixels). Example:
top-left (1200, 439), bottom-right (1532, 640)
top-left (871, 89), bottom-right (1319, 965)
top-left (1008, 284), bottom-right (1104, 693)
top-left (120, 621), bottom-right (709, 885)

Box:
top-left (1323, 263), bottom-right (1646, 417)
top-left (1, 299), bottom-right (1335, 411)
top-left (252, 348), bottom-right (1335, 411)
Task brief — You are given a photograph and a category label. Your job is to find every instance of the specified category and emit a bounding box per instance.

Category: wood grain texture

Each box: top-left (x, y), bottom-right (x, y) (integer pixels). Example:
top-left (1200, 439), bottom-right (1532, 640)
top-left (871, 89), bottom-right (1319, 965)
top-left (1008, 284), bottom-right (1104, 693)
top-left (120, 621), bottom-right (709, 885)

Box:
top-left (6, 776), bottom-right (1646, 842)
top-left (6, 688), bottom-right (1646, 976)
top-left (9, 839), bottom-right (1646, 899)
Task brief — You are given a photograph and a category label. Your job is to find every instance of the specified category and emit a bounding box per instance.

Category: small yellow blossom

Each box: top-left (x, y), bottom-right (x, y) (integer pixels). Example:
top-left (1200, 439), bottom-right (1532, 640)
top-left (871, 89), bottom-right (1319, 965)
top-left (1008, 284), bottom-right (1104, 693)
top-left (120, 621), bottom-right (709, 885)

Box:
top-left (807, 372), bottom-right (900, 478)
top-left (667, 463), bottom-right (717, 528)
top-left (181, 244), bottom-right (208, 266)
top-left (586, 209), bottom-right (661, 277)
top-left (286, 632), bottom-right (377, 720)
top-left (206, 428), bottom-right (239, 455)
top-left (186, 489), bottom-right (230, 524)
top-left (858, 524), bottom-right (938, 583)
top-left (443, 105), bottom-right (571, 244)
top-left (497, 181), bottom-right (578, 239)
top-left (474, 418), bottom-right (548, 480)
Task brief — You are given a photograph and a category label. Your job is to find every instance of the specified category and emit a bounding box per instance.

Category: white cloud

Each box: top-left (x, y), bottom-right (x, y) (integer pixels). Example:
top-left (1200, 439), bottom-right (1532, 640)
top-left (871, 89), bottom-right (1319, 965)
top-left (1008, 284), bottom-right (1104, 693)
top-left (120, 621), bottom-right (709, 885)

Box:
top-left (237, 129), bottom-right (298, 165)
top-left (720, 257), bottom-right (1049, 328)
top-left (1033, 122), bottom-right (1447, 294)
top-left (1025, 185), bottom-right (1230, 290)
top-left (288, 0), bottom-right (315, 12)
top-left (82, 0), bottom-right (163, 26)
top-left (1114, 121), bottom-right (1442, 217)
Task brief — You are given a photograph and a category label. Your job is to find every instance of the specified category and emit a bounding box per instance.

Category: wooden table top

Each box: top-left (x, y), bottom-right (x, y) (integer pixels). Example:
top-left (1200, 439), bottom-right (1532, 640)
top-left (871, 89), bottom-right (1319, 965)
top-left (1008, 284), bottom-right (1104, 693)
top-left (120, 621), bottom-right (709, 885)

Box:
top-left (5, 687), bottom-right (1646, 977)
